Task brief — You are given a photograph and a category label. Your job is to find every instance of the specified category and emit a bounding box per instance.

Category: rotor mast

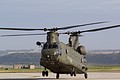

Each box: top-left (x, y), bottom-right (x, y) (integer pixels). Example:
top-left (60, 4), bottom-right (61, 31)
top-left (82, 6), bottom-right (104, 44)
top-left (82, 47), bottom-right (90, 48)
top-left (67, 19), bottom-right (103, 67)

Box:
top-left (69, 33), bottom-right (79, 49)
top-left (47, 31), bottom-right (59, 43)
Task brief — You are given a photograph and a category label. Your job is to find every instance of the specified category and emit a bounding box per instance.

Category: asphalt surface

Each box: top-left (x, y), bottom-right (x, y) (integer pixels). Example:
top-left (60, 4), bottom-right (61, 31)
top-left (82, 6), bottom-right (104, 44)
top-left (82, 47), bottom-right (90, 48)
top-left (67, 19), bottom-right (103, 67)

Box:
top-left (0, 72), bottom-right (120, 80)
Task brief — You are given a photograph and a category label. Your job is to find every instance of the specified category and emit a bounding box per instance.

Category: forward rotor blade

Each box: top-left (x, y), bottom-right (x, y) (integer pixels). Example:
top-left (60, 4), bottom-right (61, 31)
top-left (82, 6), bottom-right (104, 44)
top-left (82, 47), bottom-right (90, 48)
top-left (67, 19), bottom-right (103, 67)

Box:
top-left (0, 21), bottom-right (108, 31)
top-left (1, 33), bottom-right (46, 37)
top-left (0, 27), bottom-right (45, 31)
top-left (57, 21), bottom-right (108, 30)
top-left (80, 25), bottom-right (120, 33)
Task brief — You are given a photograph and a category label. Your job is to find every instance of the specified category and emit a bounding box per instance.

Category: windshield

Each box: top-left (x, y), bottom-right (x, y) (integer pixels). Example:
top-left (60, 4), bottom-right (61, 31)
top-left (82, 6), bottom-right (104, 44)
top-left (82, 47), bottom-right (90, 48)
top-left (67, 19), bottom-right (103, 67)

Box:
top-left (43, 43), bottom-right (59, 49)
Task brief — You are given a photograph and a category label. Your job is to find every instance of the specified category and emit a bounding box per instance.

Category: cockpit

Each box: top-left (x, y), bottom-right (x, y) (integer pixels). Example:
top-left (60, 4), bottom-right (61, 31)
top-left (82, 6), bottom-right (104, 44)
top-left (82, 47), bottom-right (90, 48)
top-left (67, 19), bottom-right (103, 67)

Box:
top-left (43, 43), bottom-right (59, 49)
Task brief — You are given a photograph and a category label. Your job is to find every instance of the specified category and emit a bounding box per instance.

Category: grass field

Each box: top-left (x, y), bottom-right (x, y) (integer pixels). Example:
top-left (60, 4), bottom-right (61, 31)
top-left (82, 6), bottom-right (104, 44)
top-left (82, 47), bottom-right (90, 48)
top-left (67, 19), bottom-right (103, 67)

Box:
top-left (0, 65), bottom-right (120, 73)
top-left (88, 65), bottom-right (120, 72)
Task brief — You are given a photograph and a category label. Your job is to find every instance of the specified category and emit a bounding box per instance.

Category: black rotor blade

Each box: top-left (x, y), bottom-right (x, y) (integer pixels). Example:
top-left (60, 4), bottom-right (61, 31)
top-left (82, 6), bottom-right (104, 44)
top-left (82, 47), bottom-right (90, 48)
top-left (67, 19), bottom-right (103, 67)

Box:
top-left (1, 33), bottom-right (46, 37)
top-left (0, 27), bottom-right (46, 31)
top-left (0, 21), bottom-right (108, 31)
top-left (57, 21), bottom-right (108, 30)
top-left (60, 24), bottom-right (120, 35)
top-left (80, 25), bottom-right (120, 33)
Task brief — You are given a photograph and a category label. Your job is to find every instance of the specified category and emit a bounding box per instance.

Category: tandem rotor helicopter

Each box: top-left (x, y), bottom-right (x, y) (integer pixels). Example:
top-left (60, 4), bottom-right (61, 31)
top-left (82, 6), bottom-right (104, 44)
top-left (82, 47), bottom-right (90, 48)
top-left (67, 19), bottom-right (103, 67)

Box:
top-left (0, 21), bottom-right (120, 79)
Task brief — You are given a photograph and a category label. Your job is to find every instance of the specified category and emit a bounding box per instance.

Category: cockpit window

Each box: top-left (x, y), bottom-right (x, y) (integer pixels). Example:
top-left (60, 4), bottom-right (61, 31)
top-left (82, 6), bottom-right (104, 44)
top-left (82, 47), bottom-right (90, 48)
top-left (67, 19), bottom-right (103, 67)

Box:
top-left (43, 43), bottom-right (59, 49)
top-left (53, 44), bottom-right (59, 48)
top-left (48, 44), bottom-right (52, 49)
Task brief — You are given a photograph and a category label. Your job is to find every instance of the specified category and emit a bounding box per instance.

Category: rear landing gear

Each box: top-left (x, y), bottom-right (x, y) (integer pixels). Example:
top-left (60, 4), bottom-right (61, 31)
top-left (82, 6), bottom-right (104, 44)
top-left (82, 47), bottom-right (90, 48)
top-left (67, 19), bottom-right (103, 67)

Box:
top-left (84, 73), bottom-right (88, 79)
top-left (70, 71), bottom-right (76, 77)
top-left (56, 73), bottom-right (60, 79)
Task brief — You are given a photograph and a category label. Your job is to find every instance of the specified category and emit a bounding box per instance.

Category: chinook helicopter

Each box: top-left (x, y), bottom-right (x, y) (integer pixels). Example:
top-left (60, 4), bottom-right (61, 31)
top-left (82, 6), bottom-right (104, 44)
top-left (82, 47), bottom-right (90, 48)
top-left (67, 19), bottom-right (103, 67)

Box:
top-left (0, 21), bottom-right (120, 79)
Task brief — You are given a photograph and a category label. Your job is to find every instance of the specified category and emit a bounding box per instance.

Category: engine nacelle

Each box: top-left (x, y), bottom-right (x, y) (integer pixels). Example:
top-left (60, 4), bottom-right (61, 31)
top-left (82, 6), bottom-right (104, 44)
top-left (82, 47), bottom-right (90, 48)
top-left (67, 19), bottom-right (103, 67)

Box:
top-left (77, 45), bottom-right (87, 55)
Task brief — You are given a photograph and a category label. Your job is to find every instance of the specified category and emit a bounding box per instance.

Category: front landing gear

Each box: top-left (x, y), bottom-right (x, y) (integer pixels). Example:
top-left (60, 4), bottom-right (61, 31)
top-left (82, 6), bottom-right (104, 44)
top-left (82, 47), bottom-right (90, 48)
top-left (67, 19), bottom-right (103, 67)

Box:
top-left (42, 68), bottom-right (49, 77)
top-left (42, 71), bottom-right (48, 77)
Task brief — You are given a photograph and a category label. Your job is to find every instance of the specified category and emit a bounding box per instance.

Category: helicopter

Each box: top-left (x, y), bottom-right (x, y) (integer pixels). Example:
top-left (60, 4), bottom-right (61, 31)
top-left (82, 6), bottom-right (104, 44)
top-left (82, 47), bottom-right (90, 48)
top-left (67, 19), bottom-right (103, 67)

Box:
top-left (0, 21), bottom-right (120, 79)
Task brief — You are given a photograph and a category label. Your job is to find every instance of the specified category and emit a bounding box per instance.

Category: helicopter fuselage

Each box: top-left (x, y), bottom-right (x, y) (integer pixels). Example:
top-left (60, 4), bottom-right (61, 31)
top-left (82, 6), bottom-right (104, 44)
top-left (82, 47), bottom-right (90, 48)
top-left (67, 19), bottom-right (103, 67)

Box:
top-left (40, 42), bottom-right (87, 74)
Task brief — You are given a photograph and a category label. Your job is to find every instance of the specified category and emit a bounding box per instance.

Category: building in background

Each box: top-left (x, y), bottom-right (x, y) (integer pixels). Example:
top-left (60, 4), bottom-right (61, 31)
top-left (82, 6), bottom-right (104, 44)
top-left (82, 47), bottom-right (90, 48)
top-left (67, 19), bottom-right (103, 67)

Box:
top-left (28, 65), bottom-right (35, 69)
top-left (13, 64), bottom-right (22, 69)
top-left (13, 64), bottom-right (35, 69)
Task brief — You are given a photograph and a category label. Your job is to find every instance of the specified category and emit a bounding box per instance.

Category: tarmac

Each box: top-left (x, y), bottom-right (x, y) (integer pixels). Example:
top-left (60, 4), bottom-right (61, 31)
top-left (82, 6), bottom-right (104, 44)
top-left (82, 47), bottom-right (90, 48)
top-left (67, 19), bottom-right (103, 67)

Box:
top-left (0, 72), bottom-right (120, 80)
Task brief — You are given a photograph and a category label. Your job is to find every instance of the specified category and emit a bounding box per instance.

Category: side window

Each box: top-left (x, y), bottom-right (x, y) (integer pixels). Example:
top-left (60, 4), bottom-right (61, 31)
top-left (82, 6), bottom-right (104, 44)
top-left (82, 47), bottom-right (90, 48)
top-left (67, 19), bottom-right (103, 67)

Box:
top-left (81, 57), bottom-right (87, 63)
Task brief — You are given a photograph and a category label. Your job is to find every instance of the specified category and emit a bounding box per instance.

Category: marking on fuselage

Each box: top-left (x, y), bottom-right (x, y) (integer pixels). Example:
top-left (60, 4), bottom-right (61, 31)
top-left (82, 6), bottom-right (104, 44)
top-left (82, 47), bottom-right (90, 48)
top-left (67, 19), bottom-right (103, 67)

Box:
top-left (67, 56), bottom-right (73, 63)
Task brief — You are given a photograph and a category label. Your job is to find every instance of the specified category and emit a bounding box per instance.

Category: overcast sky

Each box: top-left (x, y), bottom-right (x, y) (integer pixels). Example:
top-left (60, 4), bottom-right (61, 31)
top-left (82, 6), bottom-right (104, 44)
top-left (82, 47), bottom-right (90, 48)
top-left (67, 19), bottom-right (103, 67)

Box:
top-left (0, 0), bottom-right (120, 50)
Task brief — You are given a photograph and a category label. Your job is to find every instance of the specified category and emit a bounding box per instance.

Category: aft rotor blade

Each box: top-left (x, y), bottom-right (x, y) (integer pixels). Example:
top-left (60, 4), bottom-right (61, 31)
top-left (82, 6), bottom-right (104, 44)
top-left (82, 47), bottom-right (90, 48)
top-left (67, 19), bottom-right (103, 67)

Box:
top-left (80, 25), bottom-right (120, 33)
top-left (1, 33), bottom-right (46, 37)
top-left (57, 21), bottom-right (108, 30)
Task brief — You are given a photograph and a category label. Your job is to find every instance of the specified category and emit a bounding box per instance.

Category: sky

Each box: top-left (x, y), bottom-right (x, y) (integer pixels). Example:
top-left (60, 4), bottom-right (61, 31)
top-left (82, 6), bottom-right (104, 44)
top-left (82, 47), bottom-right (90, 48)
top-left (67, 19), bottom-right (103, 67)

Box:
top-left (0, 0), bottom-right (120, 50)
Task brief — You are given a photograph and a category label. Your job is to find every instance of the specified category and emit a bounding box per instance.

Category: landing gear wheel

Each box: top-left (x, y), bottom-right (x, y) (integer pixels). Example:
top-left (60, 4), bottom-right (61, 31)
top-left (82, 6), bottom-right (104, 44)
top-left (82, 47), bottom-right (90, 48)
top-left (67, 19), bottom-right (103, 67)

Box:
top-left (56, 73), bottom-right (59, 79)
top-left (84, 73), bottom-right (88, 79)
top-left (42, 71), bottom-right (45, 77)
top-left (42, 71), bottom-right (49, 77)
top-left (73, 71), bottom-right (76, 76)
top-left (70, 72), bottom-right (73, 77)
top-left (70, 71), bottom-right (76, 77)
top-left (46, 71), bottom-right (48, 76)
